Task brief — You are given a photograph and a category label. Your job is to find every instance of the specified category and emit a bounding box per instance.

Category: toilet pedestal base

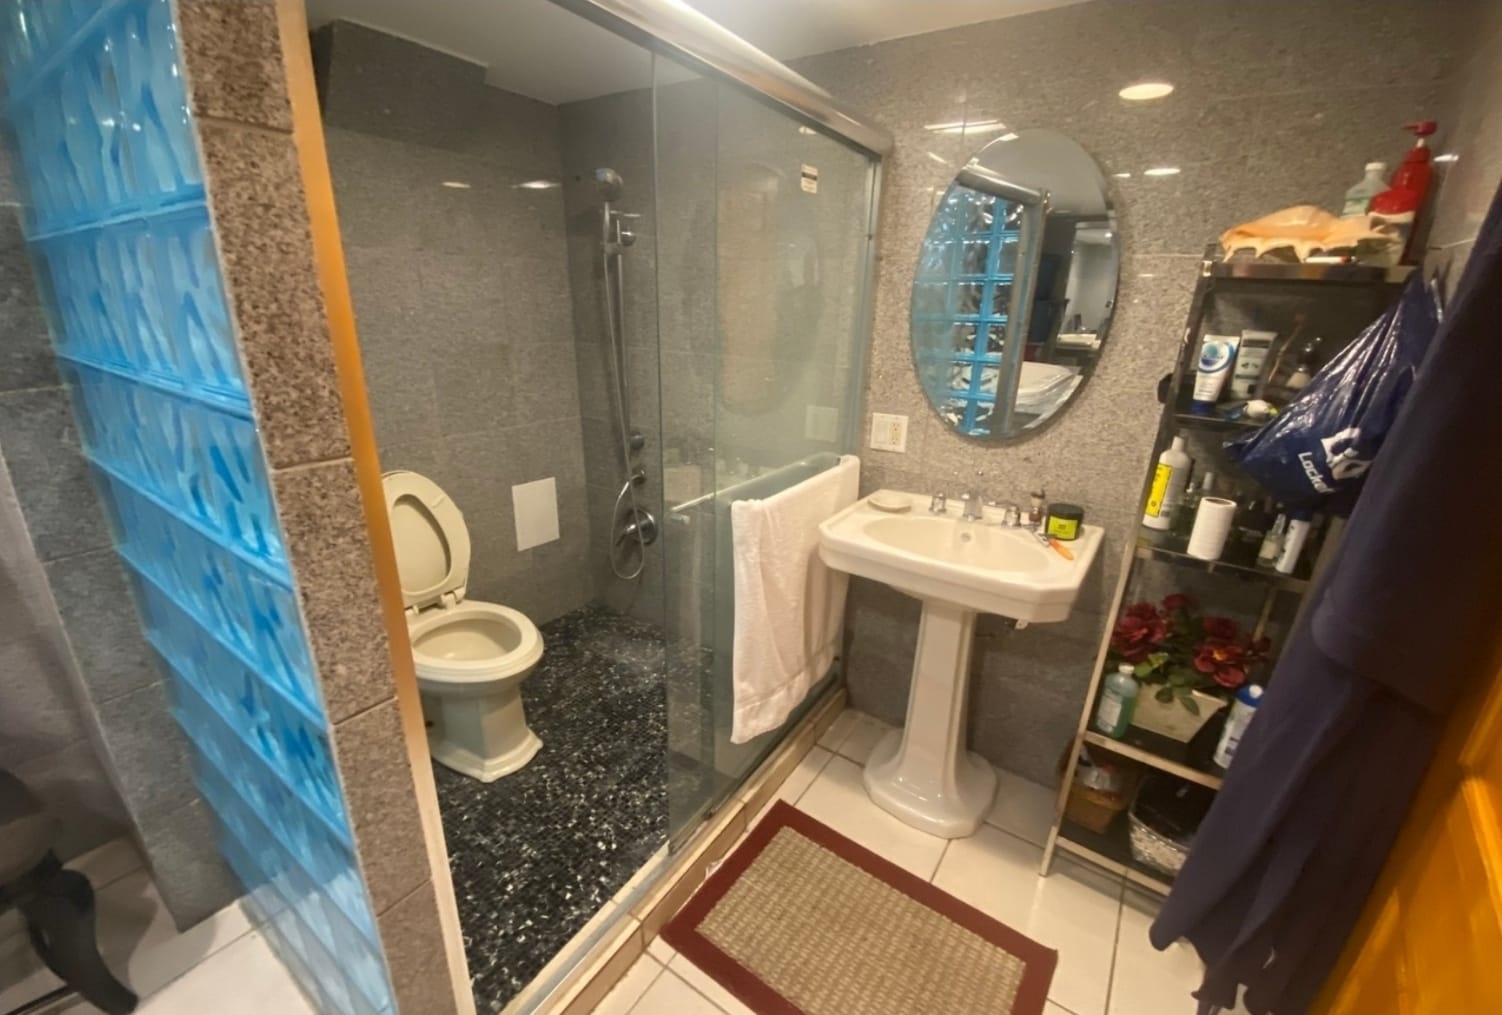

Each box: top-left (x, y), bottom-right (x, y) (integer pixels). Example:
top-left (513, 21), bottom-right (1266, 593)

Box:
top-left (423, 688), bottom-right (541, 783)
top-left (863, 599), bottom-right (996, 838)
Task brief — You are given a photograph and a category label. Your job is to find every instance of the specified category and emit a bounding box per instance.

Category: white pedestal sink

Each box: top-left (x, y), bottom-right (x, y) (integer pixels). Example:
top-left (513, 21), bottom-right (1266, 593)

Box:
top-left (820, 490), bottom-right (1104, 838)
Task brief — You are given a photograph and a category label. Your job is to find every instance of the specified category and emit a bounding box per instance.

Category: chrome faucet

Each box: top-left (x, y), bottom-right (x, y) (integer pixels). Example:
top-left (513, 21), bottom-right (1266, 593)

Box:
top-left (960, 491), bottom-right (985, 522)
top-left (929, 492), bottom-right (948, 515)
top-left (989, 500), bottom-right (1022, 527)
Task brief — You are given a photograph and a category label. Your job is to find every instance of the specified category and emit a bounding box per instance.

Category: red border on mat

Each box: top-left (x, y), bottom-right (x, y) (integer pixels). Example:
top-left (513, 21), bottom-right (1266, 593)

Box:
top-left (662, 800), bottom-right (1058, 1015)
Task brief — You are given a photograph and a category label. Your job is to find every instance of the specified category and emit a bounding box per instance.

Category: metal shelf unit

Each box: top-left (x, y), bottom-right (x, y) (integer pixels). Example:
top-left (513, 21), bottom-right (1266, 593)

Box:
top-left (1039, 254), bottom-right (1408, 893)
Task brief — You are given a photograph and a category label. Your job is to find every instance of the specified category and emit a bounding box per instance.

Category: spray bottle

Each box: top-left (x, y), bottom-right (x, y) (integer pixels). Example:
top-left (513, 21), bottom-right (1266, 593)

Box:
top-left (1370, 120), bottom-right (1438, 263)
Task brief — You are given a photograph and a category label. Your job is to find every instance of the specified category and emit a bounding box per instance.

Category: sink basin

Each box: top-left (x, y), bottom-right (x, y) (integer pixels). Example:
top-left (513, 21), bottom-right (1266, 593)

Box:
top-left (819, 489), bottom-right (1103, 622)
top-left (818, 489), bottom-right (1104, 838)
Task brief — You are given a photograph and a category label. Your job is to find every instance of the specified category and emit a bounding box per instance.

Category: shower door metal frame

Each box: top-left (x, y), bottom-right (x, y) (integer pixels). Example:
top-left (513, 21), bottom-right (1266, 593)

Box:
top-left (548, 0), bottom-right (894, 160)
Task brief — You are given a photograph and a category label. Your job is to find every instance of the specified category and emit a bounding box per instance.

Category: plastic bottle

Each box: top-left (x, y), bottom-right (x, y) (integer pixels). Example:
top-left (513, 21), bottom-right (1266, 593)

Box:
top-left (1370, 121), bottom-right (1438, 263)
top-left (1143, 436), bottom-right (1192, 531)
top-left (1340, 161), bottom-right (1388, 217)
top-left (1214, 684), bottom-right (1264, 769)
top-left (1275, 512), bottom-right (1313, 575)
top-left (1093, 664), bottom-right (1139, 739)
top-left (1257, 513), bottom-right (1288, 566)
top-left (1173, 471), bottom-right (1213, 538)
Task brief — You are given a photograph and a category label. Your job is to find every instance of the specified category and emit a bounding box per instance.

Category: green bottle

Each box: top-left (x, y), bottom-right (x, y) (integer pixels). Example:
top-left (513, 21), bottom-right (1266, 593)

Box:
top-left (1093, 664), bottom-right (1139, 738)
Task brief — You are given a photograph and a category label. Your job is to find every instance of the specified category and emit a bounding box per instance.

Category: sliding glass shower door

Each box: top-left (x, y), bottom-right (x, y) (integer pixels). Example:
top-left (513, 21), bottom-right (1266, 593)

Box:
top-left (655, 56), bottom-right (880, 841)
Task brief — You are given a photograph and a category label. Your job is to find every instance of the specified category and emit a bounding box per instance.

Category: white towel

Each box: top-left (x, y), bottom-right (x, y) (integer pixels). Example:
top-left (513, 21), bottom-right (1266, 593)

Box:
top-left (729, 455), bottom-right (860, 743)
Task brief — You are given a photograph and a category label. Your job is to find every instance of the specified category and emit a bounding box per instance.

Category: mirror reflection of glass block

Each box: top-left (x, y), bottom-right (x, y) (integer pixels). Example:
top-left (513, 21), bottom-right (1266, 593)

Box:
top-left (961, 239), bottom-right (989, 276)
top-left (990, 283), bottom-right (1013, 317)
top-left (985, 327), bottom-right (1005, 358)
top-left (913, 281), bottom-right (949, 317)
top-left (995, 233), bottom-right (1019, 276)
top-left (917, 238), bottom-right (953, 278)
top-left (947, 323), bottom-right (978, 356)
top-left (957, 283), bottom-right (983, 316)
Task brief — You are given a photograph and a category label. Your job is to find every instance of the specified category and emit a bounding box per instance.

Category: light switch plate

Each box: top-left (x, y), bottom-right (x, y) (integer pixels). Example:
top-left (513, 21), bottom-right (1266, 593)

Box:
top-left (512, 478), bottom-right (560, 551)
top-left (869, 412), bottom-right (908, 453)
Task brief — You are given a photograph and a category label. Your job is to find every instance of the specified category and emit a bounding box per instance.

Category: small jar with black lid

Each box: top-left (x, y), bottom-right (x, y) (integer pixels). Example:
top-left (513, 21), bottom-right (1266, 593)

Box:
top-left (1045, 503), bottom-right (1085, 541)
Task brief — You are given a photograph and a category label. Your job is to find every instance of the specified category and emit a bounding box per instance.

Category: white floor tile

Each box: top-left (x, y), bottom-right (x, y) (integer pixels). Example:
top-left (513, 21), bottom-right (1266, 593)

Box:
top-left (773, 746), bottom-right (832, 807)
top-left (986, 769), bottom-right (1060, 848)
top-left (933, 825), bottom-right (1122, 1015)
top-left (95, 871), bottom-right (253, 999)
top-left (816, 709), bottom-right (857, 752)
top-left (833, 713), bottom-right (894, 766)
top-left (795, 756), bottom-right (949, 880)
top-left (646, 935), bottom-right (677, 966)
top-left (127, 931), bottom-right (313, 1014)
top-left (629, 968), bottom-right (726, 1014)
top-left (70, 838), bottom-right (145, 891)
top-left (0, 870), bottom-right (251, 1011)
top-left (593, 954), bottom-right (662, 1015)
top-left (1109, 887), bottom-right (1251, 1015)
top-left (668, 954), bottom-right (754, 1015)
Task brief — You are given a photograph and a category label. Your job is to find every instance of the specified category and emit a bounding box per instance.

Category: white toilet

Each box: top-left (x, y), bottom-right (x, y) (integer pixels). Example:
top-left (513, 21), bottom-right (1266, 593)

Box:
top-left (382, 470), bottom-right (544, 782)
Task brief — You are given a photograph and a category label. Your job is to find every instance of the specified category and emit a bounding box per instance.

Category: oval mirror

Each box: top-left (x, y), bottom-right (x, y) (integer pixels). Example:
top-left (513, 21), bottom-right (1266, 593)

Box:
top-left (910, 129), bottom-right (1119, 441)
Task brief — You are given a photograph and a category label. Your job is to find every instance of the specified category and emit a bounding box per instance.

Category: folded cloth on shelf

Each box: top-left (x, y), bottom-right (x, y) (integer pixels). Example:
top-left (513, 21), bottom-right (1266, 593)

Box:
top-left (729, 455), bottom-right (860, 743)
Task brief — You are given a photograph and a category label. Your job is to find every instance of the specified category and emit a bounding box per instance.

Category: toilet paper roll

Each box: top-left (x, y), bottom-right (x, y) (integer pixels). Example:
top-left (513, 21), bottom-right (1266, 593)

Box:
top-left (1186, 497), bottom-right (1237, 561)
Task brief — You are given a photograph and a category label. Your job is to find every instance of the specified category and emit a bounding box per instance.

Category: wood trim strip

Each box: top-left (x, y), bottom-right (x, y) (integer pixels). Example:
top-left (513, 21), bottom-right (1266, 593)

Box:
top-left (270, 4), bottom-right (473, 1011)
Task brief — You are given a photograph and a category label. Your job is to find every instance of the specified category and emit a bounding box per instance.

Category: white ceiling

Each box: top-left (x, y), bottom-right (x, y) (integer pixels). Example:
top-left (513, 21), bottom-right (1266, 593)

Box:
top-left (304, 0), bottom-right (1088, 105)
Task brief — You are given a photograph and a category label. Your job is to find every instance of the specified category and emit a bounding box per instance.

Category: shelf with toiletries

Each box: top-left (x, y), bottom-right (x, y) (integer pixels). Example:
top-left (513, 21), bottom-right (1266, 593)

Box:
top-left (1041, 249), bottom-right (1408, 895)
top-left (1134, 528), bottom-right (1313, 592)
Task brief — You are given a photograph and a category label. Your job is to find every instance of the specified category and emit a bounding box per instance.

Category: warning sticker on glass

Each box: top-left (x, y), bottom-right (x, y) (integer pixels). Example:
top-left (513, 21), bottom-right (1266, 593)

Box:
top-left (800, 164), bottom-right (819, 194)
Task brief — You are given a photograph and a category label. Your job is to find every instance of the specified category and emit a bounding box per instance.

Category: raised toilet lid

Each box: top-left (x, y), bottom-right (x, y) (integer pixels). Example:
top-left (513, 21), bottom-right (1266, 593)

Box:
top-left (381, 470), bottom-right (471, 610)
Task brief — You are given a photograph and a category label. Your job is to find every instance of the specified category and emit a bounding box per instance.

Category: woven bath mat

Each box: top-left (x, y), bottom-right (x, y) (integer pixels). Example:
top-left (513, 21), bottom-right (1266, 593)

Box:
top-left (662, 801), bottom-right (1057, 1015)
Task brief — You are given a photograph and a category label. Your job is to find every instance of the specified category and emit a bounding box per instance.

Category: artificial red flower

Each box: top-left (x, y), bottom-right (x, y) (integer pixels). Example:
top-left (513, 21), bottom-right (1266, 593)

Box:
top-left (1201, 616), bottom-right (1240, 641)
top-left (1162, 593), bottom-right (1194, 613)
top-left (1111, 601), bottom-right (1167, 663)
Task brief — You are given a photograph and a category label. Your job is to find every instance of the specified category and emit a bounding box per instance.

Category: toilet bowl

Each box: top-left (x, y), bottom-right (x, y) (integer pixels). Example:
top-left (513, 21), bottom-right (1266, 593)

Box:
top-left (382, 470), bottom-right (544, 782)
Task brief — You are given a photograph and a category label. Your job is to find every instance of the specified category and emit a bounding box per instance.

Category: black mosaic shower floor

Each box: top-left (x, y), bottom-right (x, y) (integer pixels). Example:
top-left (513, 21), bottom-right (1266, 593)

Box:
top-left (431, 603), bottom-right (701, 1012)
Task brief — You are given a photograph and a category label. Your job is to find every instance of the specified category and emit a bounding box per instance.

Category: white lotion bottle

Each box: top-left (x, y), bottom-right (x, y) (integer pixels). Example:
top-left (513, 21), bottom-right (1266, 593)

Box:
top-left (1275, 515), bottom-right (1312, 575)
top-left (1143, 436), bottom-right (1192, 531)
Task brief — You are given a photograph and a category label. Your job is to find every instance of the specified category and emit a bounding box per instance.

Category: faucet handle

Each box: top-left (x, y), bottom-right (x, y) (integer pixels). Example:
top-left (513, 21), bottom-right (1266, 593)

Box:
top-left (929, 492), bottom-right (948, 515)
top-left (986, 500), bottom-right (1022, 527)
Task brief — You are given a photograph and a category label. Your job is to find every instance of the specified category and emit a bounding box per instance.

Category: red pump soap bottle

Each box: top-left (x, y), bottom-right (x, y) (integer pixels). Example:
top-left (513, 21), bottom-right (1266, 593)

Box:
top-left (1370, 120), bottom-right (1438, 263)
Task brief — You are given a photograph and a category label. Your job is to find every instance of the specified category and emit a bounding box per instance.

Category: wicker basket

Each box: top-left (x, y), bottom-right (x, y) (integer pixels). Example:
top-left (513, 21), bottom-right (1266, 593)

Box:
top-left (1127, 811), bottom-right (1190, 875)
top-left (1060, 745), bottom-right (1141, 834)
top-left (1126, 774), bottom-right (1214, 875)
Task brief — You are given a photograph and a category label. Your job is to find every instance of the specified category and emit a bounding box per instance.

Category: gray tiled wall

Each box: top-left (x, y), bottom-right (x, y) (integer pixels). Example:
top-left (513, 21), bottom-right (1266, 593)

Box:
top-left (1428, 1), bottom-right (1502, 284)
top-left (792, 0), bottom-right (1466, 785)
top-left (319, 22), bottom-right (594, 625)
top-left (558, 83), bottom-right (664, 623)
top-left (0, 153), bottom-right (235, 921)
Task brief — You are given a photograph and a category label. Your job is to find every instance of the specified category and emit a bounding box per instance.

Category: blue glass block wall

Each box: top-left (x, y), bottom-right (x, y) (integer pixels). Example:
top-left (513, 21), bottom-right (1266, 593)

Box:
top-left (1, 2), bottom-right (395, 1011)
top-left (911, 182), bottom-right (1024, 437)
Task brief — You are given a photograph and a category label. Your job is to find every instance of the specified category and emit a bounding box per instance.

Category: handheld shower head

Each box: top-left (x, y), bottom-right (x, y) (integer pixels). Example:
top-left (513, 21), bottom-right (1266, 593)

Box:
top-left (593, 167), bottom-right (624, 203)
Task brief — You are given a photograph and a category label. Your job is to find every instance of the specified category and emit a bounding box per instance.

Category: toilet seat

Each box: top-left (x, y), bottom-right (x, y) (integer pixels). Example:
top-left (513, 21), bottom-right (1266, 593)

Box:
top-left (381, 468), bottom-right (545, 681)
top-left (382, 469), bottom-right (472, 611)
top-left (408, 600), bottom-right (543, 690)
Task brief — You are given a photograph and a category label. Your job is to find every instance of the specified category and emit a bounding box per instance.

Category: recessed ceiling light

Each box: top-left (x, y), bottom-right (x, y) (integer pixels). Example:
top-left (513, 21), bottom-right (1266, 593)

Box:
top-left (926, 152), bottom-right (952, 166)
top-left (923, 118), bottom-right (1008, 135)
top-left (1144, 166), bottom-right (1182, 177)
top-left (1112, 172), bottom-right (1133, 179)
top-left (516, 179), bottom-right (560, 190)
top-left (441, 181), bottom-right (471, 189)
top-left (997, 132), bottom-right (1020, 142)
top-left (1434, 152), bottom-right (1459, 163)
top-left (798, 126), bottom-right (818, 135)
top-left (1119, 81), bottom-right (1175, 101)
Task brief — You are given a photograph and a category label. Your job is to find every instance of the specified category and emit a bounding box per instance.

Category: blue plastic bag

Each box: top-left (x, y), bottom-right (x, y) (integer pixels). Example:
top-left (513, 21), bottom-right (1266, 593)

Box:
top-left (1225, 274), bottom-right (1440, 509)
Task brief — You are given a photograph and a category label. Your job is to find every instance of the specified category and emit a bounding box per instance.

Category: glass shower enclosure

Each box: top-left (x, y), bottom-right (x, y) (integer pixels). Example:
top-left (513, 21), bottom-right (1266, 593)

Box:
top-left (653, 61), bottom-right (881, 838)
